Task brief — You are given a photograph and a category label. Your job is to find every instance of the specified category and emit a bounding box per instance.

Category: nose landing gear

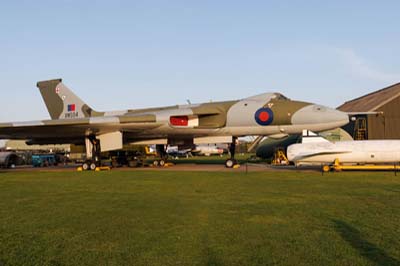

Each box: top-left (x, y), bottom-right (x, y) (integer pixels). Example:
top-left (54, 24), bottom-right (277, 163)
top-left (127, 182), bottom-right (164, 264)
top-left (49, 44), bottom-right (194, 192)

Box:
top-left (225, 137), bottom-right (239, 168)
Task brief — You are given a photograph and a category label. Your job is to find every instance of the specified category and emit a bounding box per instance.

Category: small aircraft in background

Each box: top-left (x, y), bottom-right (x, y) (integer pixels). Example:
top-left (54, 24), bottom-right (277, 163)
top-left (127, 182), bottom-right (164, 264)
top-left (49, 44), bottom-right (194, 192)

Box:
top-left (166, 146), bottom-right (192, 159)
top-left (0, 79), bottom-right (349, 169)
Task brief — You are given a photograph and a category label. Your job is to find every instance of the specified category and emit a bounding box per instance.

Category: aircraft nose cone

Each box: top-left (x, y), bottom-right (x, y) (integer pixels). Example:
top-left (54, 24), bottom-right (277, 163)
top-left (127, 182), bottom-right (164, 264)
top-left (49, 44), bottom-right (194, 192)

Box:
top-left (291, 104), bottom-right (349, 127)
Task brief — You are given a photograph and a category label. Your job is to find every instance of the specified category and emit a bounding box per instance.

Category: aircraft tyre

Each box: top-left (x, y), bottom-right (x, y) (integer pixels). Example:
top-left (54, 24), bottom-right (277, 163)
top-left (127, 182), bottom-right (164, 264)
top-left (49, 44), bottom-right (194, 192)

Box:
top-left (322, 165), bottom-right (330, 172)
top-left (153, 160), bottom-right (166, 167)
top-left (90, 163), bottom-right (97, 171)
top-left (82, 163), bottom-right (89, 171)
top-left (225, 159), bottom-right (237, 168)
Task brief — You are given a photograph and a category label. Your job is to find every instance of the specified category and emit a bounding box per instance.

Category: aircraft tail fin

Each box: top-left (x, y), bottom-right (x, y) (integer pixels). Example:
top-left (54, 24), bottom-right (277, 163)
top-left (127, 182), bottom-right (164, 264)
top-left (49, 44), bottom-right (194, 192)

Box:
top-left (37, 79), bottom-right (102, 120)
top-left (301, 130), bottom-right (331, 144)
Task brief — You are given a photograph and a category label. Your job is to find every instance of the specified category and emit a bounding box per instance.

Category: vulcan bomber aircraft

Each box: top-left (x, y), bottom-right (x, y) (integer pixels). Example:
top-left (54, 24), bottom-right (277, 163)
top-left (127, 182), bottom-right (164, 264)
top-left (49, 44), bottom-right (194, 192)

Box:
top-left (0, 79), bottom-right (349, 169)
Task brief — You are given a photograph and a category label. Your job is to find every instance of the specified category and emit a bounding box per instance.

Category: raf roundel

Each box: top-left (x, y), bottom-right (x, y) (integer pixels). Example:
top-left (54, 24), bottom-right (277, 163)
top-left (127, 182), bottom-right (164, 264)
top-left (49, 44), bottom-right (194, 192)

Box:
top-left (255, 108), bottom-right (274, 126)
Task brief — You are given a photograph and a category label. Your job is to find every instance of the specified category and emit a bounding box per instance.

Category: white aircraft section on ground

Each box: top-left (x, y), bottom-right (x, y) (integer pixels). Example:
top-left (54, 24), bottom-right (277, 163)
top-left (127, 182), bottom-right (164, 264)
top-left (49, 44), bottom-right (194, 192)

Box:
top-left (287, 130), bottom-right (400, 165)
top-left (191, 144), bottom-right (225, 156)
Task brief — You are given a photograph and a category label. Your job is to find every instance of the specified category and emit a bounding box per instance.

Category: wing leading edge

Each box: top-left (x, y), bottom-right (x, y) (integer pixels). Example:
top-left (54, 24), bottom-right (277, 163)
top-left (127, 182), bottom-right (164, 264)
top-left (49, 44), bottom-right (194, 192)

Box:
top-left (0, 114), bottom-right (160, 143)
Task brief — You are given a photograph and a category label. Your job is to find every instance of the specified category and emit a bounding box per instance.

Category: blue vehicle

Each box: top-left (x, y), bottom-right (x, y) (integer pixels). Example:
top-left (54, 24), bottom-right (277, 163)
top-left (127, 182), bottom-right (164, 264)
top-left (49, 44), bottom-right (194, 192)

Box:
top-left (32, 154), bottom-right (57, 167)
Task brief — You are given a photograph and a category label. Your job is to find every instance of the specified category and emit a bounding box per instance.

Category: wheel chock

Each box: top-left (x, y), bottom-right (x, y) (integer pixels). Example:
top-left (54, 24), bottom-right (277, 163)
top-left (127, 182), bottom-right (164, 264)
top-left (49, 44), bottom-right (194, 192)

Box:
top-left (77, 167), bottom-right (83, 172)
top-left (95, 166), bottom-right (111, 171)
top-left (233, 164), bottom-right (241, 169)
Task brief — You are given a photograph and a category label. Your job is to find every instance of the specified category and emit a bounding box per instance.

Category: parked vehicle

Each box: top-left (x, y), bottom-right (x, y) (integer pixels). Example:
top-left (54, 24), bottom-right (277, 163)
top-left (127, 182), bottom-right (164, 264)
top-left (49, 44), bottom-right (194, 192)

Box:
top-left (0, 152), bottom-right (20, 169)
top-left (32, 154), bottom-right (57, 167)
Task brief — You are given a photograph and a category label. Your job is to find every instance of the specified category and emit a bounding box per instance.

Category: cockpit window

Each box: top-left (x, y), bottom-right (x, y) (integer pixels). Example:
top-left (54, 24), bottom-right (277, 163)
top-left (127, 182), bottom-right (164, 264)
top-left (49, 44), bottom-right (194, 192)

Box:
top-left (313, 105), bottom-right (327, 112)
top-left (273, 93), bottom-right (290, 101)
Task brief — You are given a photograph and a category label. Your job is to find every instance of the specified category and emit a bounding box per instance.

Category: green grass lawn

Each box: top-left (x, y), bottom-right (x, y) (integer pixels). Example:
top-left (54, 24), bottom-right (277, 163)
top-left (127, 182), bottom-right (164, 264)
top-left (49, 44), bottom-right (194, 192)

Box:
top-left (0, 170), bottom-right (399, 266)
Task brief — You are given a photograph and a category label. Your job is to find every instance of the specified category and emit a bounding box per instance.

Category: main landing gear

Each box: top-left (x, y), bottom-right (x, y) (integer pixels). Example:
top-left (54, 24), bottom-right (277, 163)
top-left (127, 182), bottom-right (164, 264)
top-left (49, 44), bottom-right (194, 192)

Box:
top-left (225, 137), bottom-right (239, 168)
top-left (82, 135), bottom-right (101, 171)
top-left (153, 144), bottom-right (168, 167)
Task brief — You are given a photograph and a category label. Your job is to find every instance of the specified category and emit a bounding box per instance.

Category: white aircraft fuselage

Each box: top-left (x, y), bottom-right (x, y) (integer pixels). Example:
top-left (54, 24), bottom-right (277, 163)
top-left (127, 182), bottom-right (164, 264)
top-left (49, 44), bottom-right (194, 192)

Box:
top-left (288, 139), bottom-right (400, 165)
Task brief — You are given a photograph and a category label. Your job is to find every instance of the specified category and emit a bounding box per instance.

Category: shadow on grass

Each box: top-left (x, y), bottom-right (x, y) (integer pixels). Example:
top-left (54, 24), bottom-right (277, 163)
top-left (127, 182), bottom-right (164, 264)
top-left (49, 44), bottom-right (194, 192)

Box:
top-left (333, 219), bottom-right (399, 266)
top-left (201, 233), bottom-right (222, 266)
top-left (204, 246), bottom-right (222, 266)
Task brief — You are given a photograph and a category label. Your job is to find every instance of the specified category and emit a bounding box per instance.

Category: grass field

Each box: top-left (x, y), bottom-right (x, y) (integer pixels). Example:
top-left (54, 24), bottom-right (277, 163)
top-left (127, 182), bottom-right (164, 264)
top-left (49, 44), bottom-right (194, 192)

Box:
top-left (0, 169), bottom-right (399, 266)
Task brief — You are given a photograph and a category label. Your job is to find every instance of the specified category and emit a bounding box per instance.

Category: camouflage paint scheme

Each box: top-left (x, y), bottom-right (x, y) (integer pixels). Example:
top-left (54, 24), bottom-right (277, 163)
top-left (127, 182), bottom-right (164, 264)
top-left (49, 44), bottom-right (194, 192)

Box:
top-left (0, 79), bottom-right (349, 148)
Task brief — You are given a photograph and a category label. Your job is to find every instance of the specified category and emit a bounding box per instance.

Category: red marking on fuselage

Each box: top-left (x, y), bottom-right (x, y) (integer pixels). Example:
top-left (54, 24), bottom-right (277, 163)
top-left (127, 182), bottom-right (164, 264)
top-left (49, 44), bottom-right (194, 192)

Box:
top-left (259, 111), bottom-right (270, 122)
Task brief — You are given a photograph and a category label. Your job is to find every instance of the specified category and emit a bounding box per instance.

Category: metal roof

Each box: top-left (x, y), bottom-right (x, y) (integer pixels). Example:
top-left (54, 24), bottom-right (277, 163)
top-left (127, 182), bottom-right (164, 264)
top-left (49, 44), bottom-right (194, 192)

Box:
top-left (338, 82), bottom-right (400, 112)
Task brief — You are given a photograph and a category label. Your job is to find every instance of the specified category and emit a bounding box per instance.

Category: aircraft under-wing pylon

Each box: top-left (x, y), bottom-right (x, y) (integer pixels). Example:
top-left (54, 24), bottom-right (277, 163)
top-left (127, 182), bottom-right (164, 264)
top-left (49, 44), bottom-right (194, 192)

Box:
top-left (0, 79), bottom-right (349, 169)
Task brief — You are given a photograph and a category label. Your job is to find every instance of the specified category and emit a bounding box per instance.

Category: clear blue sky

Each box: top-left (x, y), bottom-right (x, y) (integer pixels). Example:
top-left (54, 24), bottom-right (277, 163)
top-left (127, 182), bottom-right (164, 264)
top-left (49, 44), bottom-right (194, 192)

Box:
top-left (1, 0), bottom-right (400, 121)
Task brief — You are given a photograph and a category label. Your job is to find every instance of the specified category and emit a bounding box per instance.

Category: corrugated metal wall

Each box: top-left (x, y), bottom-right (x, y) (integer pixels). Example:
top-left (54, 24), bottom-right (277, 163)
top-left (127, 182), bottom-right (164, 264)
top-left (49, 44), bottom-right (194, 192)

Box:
top-left (368, 97), bottom-right (400, 139)
top-left (367, 115), bottom-right (384, 139)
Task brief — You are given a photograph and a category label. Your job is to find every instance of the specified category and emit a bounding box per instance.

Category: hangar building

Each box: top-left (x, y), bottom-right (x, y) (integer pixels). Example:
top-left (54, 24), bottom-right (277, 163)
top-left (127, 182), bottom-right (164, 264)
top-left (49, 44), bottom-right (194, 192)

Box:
top-left (338, 82), bottom-right (400, 140)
